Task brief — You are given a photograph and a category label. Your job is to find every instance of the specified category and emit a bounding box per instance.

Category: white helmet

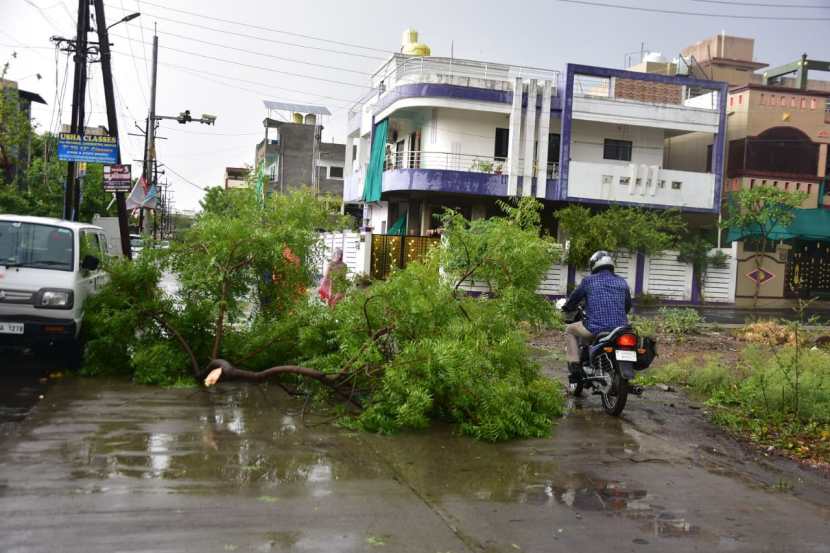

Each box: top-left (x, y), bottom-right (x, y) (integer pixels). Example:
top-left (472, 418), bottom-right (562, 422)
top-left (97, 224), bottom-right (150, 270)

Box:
top-left (589, 250), bottom-right (614, 273)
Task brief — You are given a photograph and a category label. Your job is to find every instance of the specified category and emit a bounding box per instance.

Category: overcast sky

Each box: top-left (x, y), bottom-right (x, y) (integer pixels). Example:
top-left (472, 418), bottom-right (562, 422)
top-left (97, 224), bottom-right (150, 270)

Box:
top-left (2, 0), bottom-right (828, 211)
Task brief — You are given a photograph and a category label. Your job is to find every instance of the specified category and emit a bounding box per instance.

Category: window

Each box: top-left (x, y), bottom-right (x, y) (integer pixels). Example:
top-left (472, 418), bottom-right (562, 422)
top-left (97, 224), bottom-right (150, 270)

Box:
top-left (603, 139), bottom-right (632, 161)
top-left (658, 180), bottom-right (666, 189)
top-left (759, 93), bottom-right (765, 105)
top-left (602, 174), bottom-right (613, 184)
top-left (671, 181), bottom-right (682, 190)
top-left (80, 230), bottom-right (103, 267)
top-left (619, 176), bottom-right (631, 185)
top-left (0, 222), bottom-right (74, 272)
top-left (810, 98), bottom-right (817, 110)
top-left (790, 97), bottom-right (796, 108)
top-left (329, 166), bottom-right (344, 179)
top-left (548, 133), bottom-right (560, 164)
top-left (494, 128), bottom-right (509, 160)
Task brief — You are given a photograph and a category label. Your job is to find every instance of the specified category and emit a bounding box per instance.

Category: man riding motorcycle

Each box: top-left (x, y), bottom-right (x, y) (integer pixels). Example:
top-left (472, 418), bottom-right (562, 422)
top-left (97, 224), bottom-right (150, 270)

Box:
top-left (561, 250), bottom-right (632, 389)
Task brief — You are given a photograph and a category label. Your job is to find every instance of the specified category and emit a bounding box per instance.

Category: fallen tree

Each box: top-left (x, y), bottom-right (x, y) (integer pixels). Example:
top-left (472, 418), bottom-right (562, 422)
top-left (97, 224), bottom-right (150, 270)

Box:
top-left (83, 190), bottom-right (564, 441)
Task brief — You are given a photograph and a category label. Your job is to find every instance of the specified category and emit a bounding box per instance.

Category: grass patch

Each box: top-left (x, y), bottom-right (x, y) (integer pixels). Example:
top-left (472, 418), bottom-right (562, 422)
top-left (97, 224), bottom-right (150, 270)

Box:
top-left (635, 346), bottom-right (830, 464)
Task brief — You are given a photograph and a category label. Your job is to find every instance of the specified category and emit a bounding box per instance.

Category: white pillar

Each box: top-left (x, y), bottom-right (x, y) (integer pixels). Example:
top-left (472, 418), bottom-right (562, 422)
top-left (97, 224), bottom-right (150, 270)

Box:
top-left (522, 79), bottom-right (538, 196)
top-left (507, 77), bottom-right (524, 196)
top-left (535, 80), bottom-right (553, 198)
top-left (345, 135), bottom-right (354, 174)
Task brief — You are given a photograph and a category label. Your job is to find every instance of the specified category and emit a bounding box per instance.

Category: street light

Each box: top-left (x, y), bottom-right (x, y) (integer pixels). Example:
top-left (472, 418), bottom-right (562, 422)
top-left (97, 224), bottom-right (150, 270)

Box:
top-left (107, 12), bottom-right (140, 30)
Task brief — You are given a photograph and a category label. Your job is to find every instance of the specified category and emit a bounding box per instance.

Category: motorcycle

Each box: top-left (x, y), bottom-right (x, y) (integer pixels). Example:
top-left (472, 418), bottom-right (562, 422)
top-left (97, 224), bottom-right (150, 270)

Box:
top-left (555, 299), bottom-right (657, 416)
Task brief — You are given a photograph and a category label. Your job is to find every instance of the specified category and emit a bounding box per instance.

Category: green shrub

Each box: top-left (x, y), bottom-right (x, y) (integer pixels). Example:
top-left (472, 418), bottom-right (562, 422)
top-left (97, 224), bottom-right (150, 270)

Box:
top-left (658, 307), bottom-right (702, 336)
top-left (640, 355), bottom-right (736, 395)
top-left (630, 315), bottom-right (658, 338)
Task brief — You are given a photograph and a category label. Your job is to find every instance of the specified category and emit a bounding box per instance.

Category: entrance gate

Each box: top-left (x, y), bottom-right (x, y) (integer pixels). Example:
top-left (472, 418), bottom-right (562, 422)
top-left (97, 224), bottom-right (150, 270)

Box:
top-left (785, 240), bottom-right (830, 298)
top-left (370, 235), bottom-right (439, 280)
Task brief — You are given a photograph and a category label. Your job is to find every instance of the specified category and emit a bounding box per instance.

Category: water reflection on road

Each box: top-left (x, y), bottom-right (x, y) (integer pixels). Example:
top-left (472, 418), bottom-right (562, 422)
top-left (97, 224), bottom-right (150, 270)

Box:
top-left (0, 378), bottom-right (828, 552)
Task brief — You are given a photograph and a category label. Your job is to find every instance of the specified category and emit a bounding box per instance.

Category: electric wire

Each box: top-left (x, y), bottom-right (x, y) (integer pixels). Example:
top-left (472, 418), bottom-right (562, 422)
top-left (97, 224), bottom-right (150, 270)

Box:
top-left (119, 0), bottom-right (148, 106)
top-left (109, 35), bottom-right (370, 89)
top-left (109, 49), bottom-right (359, 104)
top-left (689, 0), bottom-right (829, 8)
top-left (161, 62), bottom-right (352, 109)
top-left (109, 30), bottom-right (371, 76)
top-left (134, 0), bottom-right (152, 90)
top-left (103, 4), bottom-right (386, 61)
top-left (163, 163), bottom-right (207, 191)
top-left (553, 0), bottom-right (830, 20)
top-left (113, 0), bottom-right (392, 54)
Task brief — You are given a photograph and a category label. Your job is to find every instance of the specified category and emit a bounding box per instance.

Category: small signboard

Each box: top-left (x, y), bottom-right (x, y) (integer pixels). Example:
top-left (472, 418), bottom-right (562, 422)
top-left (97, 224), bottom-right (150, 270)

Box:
top-left (103, 164), bottom-right (132, 193)
top-left (57, 132), bottom-right (118, 164)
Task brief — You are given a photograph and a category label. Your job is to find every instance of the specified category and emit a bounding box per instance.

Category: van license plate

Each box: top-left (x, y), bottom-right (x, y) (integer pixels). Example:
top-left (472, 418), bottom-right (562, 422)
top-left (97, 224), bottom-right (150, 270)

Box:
top-left (616, 350), bottom-right (637, 362)
top-left (0, 322), bottom-right (24, 334)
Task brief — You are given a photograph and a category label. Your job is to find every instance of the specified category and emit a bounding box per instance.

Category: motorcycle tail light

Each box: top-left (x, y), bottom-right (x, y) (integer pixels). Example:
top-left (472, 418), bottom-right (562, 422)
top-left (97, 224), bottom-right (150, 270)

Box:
top-left (616, 334), bottom-right (637, 348)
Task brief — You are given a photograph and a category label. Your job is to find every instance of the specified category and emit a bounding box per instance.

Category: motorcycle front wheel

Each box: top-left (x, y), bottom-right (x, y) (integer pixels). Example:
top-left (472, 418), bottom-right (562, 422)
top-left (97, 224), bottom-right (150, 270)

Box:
top-left (601, 369), bottom-right (628, 416)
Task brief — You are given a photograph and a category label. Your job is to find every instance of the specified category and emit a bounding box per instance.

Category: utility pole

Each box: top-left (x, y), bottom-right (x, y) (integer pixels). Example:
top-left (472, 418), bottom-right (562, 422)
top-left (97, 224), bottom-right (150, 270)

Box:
top-left (64, 0), bottom-right (89, 221)
top-left (141, 30), bottom-right (159, 235)
top-left (93, 0), bottom-right (132, 257)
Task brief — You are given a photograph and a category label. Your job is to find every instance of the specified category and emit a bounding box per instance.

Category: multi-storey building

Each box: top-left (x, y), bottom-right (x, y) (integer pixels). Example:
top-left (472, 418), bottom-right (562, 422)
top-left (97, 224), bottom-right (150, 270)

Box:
top-left (223, 167), bottom-right (250, 190)
top-left (653, 34), bottom-right (830, 306)
top-left (343, 32), bottom-right (728, 241)
top-left (255, 101), bottom-right (346, 198)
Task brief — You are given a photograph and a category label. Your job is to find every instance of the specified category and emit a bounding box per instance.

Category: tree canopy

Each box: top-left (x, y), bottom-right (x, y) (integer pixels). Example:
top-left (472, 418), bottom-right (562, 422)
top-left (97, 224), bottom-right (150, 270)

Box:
top-left (83, 190), bottom-right (565, 441)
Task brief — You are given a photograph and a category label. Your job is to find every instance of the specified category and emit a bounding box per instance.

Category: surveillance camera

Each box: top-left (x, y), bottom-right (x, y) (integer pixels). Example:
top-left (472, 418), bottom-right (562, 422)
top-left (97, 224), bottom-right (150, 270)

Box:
top-left (201, 114), bottom-right (217, 125)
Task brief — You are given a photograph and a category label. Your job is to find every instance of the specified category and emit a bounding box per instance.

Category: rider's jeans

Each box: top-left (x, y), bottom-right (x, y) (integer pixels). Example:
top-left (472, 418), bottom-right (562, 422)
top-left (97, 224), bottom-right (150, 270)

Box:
top-left (565, 321), bottom-right (594, 363)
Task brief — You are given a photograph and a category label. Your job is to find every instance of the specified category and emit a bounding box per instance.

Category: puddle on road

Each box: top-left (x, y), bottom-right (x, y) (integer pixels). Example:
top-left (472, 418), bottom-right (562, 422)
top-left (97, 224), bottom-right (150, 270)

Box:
top-left (17, 379), bottom-right (702, 540)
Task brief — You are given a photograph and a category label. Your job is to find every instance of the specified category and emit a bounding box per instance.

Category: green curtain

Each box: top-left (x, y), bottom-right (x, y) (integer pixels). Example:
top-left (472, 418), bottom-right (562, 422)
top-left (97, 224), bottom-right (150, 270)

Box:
top-left (362, 119), bottom-right (388, 203)
top-left (388, 215), bottom-right (407, 236)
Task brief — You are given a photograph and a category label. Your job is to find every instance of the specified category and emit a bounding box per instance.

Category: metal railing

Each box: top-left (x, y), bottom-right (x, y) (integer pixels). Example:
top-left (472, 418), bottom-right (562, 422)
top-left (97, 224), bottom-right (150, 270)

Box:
top-left (373, 54), bottom-right (560, 90)
top-left (384, 150), bottom-right (559, 179)
top-left (573, 74), bottom-right (720, 110)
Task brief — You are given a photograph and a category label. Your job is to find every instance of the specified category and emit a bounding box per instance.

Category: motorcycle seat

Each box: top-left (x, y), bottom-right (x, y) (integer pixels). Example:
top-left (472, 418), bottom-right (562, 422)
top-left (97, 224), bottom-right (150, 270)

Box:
top-left (593, 325), bottom-right (634, 344)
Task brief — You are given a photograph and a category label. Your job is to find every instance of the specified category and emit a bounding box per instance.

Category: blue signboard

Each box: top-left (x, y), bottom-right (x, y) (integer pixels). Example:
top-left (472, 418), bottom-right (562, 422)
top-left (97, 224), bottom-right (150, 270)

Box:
top-left (57, 132), bottom-right (119, 164)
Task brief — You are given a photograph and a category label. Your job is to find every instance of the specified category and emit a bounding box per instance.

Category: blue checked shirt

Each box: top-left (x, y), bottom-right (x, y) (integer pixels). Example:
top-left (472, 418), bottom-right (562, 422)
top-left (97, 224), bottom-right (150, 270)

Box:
top-left (563, 269), bottom-right (632, 335)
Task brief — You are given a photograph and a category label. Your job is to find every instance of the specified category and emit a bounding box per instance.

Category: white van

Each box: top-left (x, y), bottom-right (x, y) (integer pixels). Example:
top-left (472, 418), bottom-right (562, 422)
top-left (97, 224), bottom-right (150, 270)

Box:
top-left (0, 215), bottom-right (109, 367)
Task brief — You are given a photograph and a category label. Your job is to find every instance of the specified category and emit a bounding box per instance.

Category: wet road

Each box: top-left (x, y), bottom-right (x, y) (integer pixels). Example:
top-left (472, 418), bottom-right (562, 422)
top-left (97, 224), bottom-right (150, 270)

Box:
top-left (1, 373), bottom-right (828, 553)
top-left (0, 353), bottom-right (53, 436)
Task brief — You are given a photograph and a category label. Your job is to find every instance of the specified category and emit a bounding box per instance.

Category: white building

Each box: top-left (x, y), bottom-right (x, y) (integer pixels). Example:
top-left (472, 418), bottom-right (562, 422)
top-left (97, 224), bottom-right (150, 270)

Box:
top-left (343, 33), bottom-right (728, 238)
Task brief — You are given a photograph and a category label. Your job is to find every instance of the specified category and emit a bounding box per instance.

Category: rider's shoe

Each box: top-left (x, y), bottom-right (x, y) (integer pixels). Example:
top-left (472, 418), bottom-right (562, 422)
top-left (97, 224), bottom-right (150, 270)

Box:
top-left (567, 362), bottom-right (584, 383)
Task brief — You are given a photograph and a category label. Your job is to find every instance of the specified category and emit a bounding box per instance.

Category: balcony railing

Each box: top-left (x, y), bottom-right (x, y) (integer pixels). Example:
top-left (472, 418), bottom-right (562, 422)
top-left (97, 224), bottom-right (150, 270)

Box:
top-left (373, 54), bottom-right (560, 92)
top-left (572, 75), bottom-right (720, 110)
top-left (385, 150), bottom-right (560, 179)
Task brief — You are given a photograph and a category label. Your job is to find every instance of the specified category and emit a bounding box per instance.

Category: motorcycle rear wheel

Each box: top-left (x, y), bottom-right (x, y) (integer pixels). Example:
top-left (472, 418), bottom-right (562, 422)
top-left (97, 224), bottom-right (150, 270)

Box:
top-left (601, 370), bottom-right (628, 416)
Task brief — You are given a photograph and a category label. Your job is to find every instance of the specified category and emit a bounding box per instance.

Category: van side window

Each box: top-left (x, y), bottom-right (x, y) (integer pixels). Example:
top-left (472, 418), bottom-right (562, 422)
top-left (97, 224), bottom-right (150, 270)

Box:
top-left (80, 230), bottom-right (102, 264)
top-left (96, 233), bottom-right (109, 257)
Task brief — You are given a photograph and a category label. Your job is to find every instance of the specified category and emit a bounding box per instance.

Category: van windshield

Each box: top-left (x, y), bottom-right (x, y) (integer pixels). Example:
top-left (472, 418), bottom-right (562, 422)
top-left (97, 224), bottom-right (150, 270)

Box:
top-left (0, 221), bottom-right (74, 271)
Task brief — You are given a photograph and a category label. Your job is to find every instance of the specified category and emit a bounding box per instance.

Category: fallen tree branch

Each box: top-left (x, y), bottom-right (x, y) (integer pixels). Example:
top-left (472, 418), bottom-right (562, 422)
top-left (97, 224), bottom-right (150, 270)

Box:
top-left (202, 359), bottom-right (363, 409)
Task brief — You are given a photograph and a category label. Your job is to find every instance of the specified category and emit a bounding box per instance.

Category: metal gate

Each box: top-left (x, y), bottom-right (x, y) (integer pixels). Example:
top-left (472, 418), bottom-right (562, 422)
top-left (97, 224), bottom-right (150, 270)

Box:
top-left (786, 241), bottom-right (830, 298)
top-left (370, 235), bottom-right (439, 279)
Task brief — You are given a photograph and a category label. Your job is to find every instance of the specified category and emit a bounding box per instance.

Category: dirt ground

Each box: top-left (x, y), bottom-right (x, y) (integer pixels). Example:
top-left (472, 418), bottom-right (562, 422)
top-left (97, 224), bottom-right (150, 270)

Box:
top-left (530, 327), bottom-right (744, 371)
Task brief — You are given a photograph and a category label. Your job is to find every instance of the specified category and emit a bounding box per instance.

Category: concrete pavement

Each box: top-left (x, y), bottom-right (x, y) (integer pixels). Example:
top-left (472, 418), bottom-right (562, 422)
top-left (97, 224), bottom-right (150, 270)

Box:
top-left (1, 371), bottom-right (829, 553)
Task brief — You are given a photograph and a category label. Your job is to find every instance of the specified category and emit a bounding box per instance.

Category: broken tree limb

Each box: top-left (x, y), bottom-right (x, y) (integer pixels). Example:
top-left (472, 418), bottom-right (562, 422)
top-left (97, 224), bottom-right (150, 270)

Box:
top-left (202, 359), bottom-right (363, 409)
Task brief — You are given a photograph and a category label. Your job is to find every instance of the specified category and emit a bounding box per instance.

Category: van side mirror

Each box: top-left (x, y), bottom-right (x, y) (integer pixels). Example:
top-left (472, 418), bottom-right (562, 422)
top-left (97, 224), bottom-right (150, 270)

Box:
top-left (81, 254), bottom-right (100, 271)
